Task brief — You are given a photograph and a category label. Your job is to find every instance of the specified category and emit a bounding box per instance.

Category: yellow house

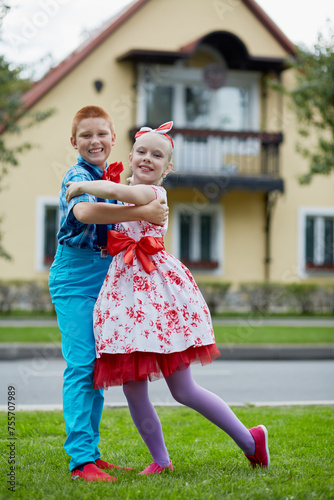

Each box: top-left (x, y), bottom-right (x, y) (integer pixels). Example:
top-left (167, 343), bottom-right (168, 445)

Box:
top-left (1, 0), bottom-right (334, 289)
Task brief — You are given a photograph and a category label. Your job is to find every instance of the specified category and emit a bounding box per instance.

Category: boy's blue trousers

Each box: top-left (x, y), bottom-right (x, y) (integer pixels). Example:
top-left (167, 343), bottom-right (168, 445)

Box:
top-left (48, 245), bottom-right (112, 471)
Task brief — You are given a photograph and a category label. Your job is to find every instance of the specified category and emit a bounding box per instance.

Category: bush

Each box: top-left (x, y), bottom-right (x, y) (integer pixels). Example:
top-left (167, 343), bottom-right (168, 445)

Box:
top-left (318, 284), bottom-right (334, 314)
top-left (239, 282), bottom-right (286, 313)
top-left (0, 281), bottom-right (19, 312)
top-left (0, 280), bottom-right (53, 313)
top-left (197, 282), bottom-right (231, 315)
top-left (285, 283), bottom-right (319, 314)
top-left (24, 282), bottom-right (53, 312)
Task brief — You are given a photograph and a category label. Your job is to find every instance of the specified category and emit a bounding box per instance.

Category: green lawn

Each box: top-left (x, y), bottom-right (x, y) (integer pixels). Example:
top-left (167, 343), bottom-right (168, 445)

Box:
top-left (0, 325), bottom-right (333, 344)
top-left (213, 325), bottom-right (334, 344)
top-left (0, 406), bottom-right (333, 499)
top-left (0, 327), bottom-right (61, 343)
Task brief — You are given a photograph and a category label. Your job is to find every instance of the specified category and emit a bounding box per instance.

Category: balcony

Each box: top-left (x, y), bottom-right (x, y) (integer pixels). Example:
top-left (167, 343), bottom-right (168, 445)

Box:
top-left (164, 129), bottom-right (284, 195)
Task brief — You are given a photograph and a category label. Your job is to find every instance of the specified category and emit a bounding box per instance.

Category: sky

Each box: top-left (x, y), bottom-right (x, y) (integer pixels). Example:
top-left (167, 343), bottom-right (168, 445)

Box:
top-left (0, 0), bottom-right (332, 80)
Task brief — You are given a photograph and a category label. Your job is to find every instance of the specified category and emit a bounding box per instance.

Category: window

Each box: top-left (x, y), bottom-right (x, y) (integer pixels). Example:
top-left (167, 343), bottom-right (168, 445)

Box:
top-left (180, 214), bottom-right (192, 261)
top-left (35, 197), bottom-right (59, 271)
top-left (146, 85), bottom-right (173, 124)
top-left (305, 216), bottom-right (334, 269)
top-left (184, 85), bottom-right (249, 130)
top-left (137, 64), bottom-right (260, 173)
top-left (298, 207), bottom-right (334, 276)
top-left (137, 63), bottom-right (260, 131)
top-left (185, 86), bottom-right (211, 128)
top-left (44, 206), bottom-right (58, 266)
top-left (172, 203), bottom-right (223, 272)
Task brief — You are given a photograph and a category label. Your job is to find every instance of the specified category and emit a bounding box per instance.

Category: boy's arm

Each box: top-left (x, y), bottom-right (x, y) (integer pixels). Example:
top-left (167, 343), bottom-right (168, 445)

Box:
top-left (73, 199), bottom-right (168, 226)
top-left (66, 180), bottom-right (155, 205)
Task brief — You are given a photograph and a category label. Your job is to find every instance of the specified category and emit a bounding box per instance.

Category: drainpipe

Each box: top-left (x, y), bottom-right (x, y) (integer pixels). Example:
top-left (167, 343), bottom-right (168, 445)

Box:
top-left (264, 193), bottom-right (271, 282)
top-left (264, 70), bottom-right (282, 281)
top-left (264, 191), bottom-right (280, 281)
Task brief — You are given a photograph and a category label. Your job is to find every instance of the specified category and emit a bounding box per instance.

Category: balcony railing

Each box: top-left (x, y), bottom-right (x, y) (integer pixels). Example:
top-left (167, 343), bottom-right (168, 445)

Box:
top-left (170, 128), bottom-right (283, 177)
top-left (130, 127), bottom-right (284, 192)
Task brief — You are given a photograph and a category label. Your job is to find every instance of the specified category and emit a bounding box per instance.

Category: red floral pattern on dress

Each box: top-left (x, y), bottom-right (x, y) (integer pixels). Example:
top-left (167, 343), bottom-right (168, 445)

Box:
top-left (93, 185), bottom-right (215, 357)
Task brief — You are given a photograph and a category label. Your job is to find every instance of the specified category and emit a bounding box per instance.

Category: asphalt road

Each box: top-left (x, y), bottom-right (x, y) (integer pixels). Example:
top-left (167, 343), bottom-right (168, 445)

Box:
top-left (1, 358), bottom-right (333, 410)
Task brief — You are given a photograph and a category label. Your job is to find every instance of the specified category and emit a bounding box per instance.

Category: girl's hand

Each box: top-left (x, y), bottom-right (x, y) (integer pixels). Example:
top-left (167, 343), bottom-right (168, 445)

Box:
top-left (65, 181), bottom-right (84, 202)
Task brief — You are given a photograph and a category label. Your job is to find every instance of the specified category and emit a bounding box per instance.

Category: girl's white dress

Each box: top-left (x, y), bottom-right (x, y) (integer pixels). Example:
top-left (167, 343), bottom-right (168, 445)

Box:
top-left (93, 185), bottom-right (219, 388)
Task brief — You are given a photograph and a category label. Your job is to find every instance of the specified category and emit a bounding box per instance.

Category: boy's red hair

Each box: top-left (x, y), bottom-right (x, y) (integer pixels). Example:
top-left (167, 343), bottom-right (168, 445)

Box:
top-left (71, 105), bottom-right (114, 138)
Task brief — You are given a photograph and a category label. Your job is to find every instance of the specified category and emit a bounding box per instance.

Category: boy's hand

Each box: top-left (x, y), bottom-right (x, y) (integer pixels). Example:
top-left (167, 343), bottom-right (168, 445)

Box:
top-left (66, 181), bottom-right (84, 202)
top-left (144, 198), bottom-right (169, 225)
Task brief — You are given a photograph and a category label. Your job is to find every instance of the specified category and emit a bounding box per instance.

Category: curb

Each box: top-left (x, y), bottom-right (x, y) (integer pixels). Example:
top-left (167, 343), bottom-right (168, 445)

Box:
top-left (1, 400), bottom-right (333, 412)
top-left (1, 343), bottom-right (62, 361)
top-left (217, 344), bottom-right (334, 360)
top-left (1, 343), bottom-right (334, 361)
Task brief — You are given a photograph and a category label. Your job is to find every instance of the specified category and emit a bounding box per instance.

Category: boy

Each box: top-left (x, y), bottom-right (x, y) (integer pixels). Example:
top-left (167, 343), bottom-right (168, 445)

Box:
top-left (48, 106), bottom-right (167, 482)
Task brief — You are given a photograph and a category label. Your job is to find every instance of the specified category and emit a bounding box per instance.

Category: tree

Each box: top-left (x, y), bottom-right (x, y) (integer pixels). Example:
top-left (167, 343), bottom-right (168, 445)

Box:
top-left (271, 22), bottom-right (334, 184)
top-left (0, 2), bottom-right (54, 259)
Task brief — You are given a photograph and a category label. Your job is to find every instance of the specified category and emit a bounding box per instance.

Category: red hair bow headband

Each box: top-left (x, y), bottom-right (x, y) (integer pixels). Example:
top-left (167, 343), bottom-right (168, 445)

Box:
top-left (134, 121), bottom-right (174, 148)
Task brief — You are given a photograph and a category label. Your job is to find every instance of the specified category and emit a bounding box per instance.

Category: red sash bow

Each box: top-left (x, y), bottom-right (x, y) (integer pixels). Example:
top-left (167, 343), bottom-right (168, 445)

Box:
top-left (107, 230), bottom-right (164, 274)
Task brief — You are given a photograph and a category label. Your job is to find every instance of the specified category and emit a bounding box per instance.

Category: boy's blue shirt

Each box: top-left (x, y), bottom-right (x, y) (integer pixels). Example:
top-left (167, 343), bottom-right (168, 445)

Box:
top-left (57, 155), bottom-right (119, 250)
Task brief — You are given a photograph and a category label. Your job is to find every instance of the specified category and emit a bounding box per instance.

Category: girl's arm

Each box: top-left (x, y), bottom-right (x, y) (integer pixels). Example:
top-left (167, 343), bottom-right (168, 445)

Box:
top-left (66, 180), bottom-right (156, 205)
top-left (73, 199), bottom-right (168, 226)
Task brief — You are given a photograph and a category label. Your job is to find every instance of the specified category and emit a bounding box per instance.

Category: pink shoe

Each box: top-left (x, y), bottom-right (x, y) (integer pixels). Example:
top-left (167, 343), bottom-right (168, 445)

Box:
top-left (96, 458), bottom-right (132, 471)
top-left (71, 463), bottom-right (117, 482)
top-left (245, 425), bottom-right (270, 469)
top-left (139, 460), bottom-right (173, 475)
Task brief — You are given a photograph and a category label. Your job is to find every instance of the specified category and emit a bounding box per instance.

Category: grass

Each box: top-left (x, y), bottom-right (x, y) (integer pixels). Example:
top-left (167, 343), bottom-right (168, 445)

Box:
top-left (0, 310), bottom-right (57, 318)
top-left (0, 325), bottom-right (333, 344)
top-left (0, 406), bottom-right (333, 499)
top-left (0, 327), bottom-right (61, 343)
top-left (213, 326), bottom-right (334, 344)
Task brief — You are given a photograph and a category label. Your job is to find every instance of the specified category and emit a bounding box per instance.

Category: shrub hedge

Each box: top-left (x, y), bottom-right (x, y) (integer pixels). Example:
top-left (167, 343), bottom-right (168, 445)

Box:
top-left (0, 280), bottom-right (333, 315)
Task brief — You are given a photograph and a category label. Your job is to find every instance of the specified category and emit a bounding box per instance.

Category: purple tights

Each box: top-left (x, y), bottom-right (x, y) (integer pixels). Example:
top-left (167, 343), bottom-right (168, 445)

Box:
top-left (122, 367), bottom-right (255, 466)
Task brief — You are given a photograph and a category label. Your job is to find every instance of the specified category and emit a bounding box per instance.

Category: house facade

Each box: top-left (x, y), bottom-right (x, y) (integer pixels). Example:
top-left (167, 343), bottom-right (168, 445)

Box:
top-left (1, 0), bottom-right (333, 288)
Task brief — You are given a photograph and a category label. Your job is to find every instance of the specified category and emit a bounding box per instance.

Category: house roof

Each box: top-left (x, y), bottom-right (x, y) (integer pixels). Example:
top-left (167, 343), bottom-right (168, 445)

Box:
top-left (22, 0), bottom-right (296, 111)
top-left (118, 32), bottom-right (289, 73)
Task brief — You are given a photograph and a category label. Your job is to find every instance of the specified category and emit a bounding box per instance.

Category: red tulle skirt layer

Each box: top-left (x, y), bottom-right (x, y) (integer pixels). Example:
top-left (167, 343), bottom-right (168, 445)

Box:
top-left (94, 344), bottom-right (221, 389)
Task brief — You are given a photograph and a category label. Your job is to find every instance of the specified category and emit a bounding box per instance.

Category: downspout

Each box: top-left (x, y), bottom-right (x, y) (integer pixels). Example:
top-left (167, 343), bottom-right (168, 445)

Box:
top-left (264, 193), bottom-right (271, 282)
top-left (264, 191), bottom-right (280, 282)
top-left (263, 68), bottom-right (283, 281)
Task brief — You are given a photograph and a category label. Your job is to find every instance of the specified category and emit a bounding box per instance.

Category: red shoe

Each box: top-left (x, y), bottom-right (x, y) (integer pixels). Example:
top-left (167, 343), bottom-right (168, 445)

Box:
top-left (139, 460), bottom-right (173, 475)
top-left (245, 425), bottom-right (270, 469)
top-left (71, 463), bottom-right (117, 482)
top-left (96, 458), bottom-right (133, 471)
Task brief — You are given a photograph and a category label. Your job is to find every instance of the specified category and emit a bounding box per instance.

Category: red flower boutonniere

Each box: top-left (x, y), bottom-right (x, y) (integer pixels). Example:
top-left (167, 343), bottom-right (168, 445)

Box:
top-left (102, 161), bottom-right (124, 183)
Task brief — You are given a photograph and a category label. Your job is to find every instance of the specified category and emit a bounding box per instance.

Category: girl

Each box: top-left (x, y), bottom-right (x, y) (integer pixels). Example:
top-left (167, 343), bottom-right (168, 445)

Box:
top-left (66, 122), bottom-right (270, 475)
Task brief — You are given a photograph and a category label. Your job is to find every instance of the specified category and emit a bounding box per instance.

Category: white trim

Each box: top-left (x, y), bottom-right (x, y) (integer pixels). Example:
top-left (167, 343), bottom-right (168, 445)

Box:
top-left (35, 197), bottom-right (59, 273)
top-left (297, 206), bottom-right (334, 278)
top-left (172, 202), bottom-right (224, 275)
top-left (136, 65), bottom-right (147, 125)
